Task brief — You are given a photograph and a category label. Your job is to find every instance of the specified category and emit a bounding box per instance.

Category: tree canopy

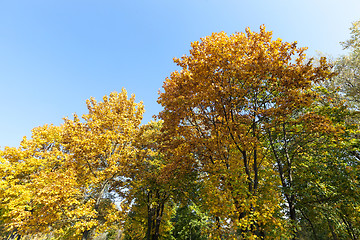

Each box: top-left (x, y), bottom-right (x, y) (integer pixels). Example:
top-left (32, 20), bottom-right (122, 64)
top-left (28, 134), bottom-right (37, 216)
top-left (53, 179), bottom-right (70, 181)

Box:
top-left (1, 24), bottom-right (360, 240)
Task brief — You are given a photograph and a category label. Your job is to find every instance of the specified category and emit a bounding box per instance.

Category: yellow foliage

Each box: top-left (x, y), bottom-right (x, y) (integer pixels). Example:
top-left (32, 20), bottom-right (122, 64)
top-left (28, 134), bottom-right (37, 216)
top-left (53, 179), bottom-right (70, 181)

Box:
top-left (0, 89), bottom-right (144, 239)
top-left (158, 25), bottom-right (334, 237)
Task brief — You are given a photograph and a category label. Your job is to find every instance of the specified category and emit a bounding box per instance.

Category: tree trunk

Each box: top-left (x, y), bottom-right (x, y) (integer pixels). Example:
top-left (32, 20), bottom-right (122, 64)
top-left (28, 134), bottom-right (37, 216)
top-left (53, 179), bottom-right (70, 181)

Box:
top-left (146, 206), bottom-right (155, 240)
top-left (289, 197), bottom-right (296, 222)
top-left (82, 229), bottom-right (91, 240)
top-left (152, 201), bottom-right (165, 240)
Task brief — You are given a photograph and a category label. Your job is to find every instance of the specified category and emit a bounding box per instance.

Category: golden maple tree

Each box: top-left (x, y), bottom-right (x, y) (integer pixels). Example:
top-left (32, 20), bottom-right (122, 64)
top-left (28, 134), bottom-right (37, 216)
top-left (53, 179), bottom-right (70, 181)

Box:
top-left (158, 25), bottom-right (334, 238)
top-left (0, 89), bottom-right (144, 239)
top-left (121, 120), bottom-right (175, 240)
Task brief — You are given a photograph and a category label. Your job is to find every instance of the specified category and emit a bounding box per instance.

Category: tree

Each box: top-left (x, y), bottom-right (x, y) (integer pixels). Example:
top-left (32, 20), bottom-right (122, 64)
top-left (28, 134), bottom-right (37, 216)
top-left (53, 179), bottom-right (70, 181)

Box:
top-left (330, 20), bottom-right (360, 110)
top-left (0, 89), bottom-right (144, 239)
top-left (122, 121), bottom-right (176, 240)
top-left (266, 85), bottom-right (360, 239)
top-left (62, 89), bottom-right (144, 239)
top-left (171, 202), bottom-right (209, 240)
top-left (0, 125), bottom-right (75, 238)
top-left (158, 25), bottom-right (335, 238)
top-left (301, 19), bottom-right (360, 240)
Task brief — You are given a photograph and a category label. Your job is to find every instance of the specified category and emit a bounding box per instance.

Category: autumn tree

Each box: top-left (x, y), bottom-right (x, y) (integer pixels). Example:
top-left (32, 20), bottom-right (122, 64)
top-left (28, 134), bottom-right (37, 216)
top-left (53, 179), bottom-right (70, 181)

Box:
top-left (266, 84), bottom-right (360, 239)
top-left (121, 121), bottom-right (175, 240)
top-left (0, 89), bottom-right (144, 239)
top-left (329, 20), bottom-right (360, 110)
top-left (122, 120), bottom-right (204, 240)
top-left (170, 201), bottom-right (210, 240)
top-left (158, 25), bottom-right (335, 238)
top-left (298, 19), bottom-right (360, 239)
top-left (62, 89), bottom-right (144, 239)
top-left (0, 125), bottom-right (82, 238)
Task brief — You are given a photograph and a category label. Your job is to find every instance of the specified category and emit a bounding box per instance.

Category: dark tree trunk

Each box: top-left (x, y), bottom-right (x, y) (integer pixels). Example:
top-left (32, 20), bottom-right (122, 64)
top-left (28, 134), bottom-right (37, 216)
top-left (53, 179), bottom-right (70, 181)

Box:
top-left (146, 190), bottom-right (168, 240)
top-left (152, 201), bottom-right (165, 240)
top-left (146, 207), bottom-right (155, 240)
top-left (82, 229), bottom-right (91, 240)
top-left (289, 197), bottom-right (296, 222)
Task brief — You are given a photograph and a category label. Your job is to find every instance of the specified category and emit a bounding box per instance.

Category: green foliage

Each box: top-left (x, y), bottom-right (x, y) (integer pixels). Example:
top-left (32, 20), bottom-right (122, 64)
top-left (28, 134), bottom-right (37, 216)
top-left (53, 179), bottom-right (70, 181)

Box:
top-left (171, 203), bottom-right (209, 240)
top-left (1, 24), bottom-right (360, 240)
top-left (330, 20), bottom-right (360, 110)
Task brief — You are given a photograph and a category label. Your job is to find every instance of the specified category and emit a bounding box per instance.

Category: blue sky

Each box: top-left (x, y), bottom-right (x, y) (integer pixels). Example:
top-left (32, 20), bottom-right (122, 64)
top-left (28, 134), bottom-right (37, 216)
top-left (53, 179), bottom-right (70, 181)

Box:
top-left (1, 0), bottom-right (359, 148)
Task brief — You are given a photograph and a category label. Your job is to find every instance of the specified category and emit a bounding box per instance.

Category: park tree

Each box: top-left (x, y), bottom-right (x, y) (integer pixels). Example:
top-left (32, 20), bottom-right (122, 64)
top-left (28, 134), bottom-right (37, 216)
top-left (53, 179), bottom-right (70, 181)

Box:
top-left (0, 124), bottom-right (80, 238)
top-left (158, 25), bottom-right (336, 238)
top-left (342, 19), bottom-right (360, 50)
top-left (329, 20), bottom-right (360, 110)
top-left (267, 85), bottom-right (360, 239)
top-left (300, 19), bottom-right (360, 239)
top-left (61, 89), bottom-right (144, 239)
top-left (121, 121), bottom-right (175, 240)
top-left (170, 201), bottom-right (210, 240)
top-left (0, 89), bottom-right (144, 239)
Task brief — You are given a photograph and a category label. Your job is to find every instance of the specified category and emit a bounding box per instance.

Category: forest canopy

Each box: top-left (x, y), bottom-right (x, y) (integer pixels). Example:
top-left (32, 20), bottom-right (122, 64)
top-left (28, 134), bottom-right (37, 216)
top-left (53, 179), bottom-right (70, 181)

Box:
top-left (1, 23), bottom-right (360, 240)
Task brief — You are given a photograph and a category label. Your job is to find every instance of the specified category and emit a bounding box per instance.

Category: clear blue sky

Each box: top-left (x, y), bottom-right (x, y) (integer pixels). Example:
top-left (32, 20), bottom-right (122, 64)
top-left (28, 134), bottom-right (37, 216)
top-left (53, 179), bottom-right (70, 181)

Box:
top-left (1, 0), bottom-right (359, 148)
